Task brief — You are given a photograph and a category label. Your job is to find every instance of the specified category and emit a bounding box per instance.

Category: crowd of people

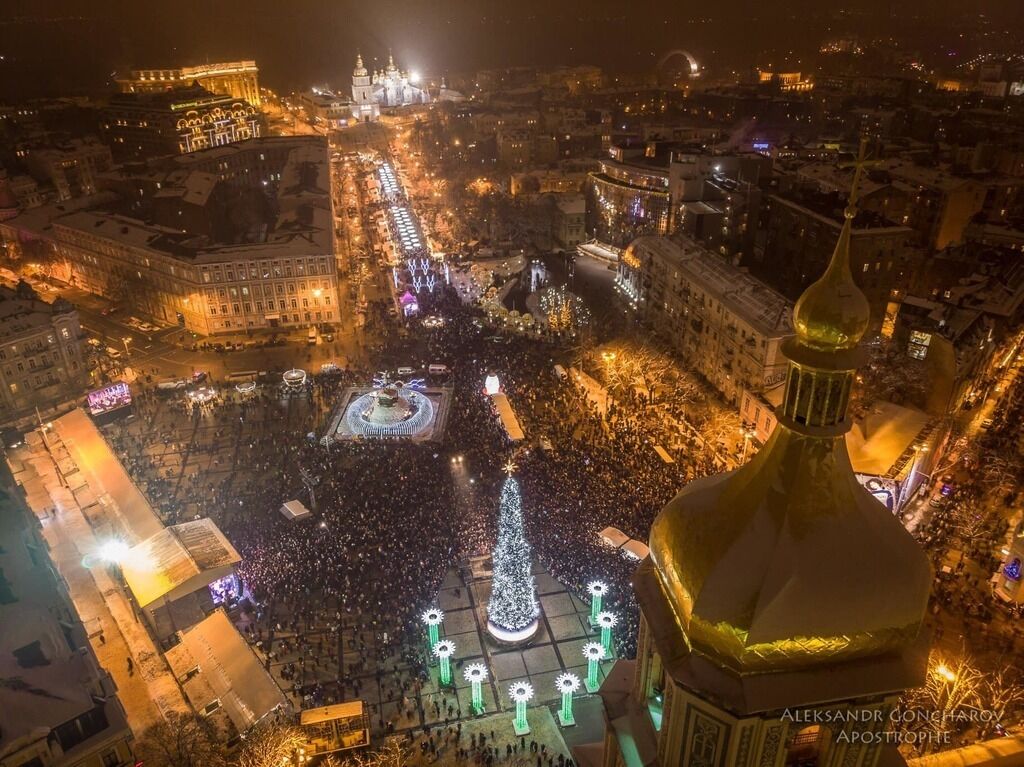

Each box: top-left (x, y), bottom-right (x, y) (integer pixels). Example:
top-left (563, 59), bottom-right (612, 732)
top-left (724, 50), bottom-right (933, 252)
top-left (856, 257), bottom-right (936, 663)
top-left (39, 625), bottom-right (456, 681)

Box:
top-left (106, 292), bottom-right (719, 734)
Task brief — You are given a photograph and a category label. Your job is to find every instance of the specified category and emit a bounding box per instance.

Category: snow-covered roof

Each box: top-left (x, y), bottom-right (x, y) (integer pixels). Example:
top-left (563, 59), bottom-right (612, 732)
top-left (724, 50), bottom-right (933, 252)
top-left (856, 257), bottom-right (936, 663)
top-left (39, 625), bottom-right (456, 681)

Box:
top-left (165, 610), bottom-right (286, 732)
top-left (120, 518), bottom-right (240, 608)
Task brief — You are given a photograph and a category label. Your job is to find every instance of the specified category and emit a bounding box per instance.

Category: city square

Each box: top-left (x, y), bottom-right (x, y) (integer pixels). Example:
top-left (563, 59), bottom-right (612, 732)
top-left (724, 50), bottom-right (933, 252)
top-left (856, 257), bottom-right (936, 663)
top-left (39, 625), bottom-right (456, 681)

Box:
top-left (3, 7), bottom-right (1024, 767)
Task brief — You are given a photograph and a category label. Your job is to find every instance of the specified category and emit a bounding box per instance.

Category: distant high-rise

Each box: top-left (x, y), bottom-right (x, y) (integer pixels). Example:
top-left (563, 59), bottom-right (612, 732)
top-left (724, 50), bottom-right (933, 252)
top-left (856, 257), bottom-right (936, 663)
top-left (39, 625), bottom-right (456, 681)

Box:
top-left (117, 60), bottom-right (261, 107)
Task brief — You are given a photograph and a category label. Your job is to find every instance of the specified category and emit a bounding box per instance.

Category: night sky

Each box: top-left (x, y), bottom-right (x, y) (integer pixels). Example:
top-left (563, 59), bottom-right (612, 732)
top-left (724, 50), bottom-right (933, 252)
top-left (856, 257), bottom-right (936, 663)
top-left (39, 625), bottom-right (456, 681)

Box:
top-left (2, 0), bottom-right (1022, 99)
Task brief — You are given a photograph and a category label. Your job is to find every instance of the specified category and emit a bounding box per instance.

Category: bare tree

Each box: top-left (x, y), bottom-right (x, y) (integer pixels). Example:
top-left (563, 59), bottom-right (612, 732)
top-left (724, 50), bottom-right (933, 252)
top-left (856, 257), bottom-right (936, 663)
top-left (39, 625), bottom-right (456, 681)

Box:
top-left (134, 711), bottom-right (228, 767)
top-left (946, 498), bottom-right (995, 543)
top-left (343, 738), bottom-right (409, 767)
top-left (697, 409), bottom-right (742, 451)
top-left (978, 666), bottom-right (1024, 739)
top-left (899, 652), bottom-right (983, 755)
top-left (237, 723), bottom-right (306, 767)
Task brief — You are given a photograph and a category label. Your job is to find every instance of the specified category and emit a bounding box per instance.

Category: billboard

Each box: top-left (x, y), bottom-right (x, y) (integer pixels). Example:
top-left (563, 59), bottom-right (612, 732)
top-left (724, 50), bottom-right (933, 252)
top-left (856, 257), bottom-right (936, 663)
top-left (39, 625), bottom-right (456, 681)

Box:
top-left (87, 381), bottom-right (132, 416)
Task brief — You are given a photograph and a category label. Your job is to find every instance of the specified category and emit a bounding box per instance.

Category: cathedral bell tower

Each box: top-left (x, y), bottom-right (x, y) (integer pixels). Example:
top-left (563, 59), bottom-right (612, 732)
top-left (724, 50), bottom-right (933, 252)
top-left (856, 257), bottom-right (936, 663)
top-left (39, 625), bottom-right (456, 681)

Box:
top-left (601, 143), bottom-right (932, 767)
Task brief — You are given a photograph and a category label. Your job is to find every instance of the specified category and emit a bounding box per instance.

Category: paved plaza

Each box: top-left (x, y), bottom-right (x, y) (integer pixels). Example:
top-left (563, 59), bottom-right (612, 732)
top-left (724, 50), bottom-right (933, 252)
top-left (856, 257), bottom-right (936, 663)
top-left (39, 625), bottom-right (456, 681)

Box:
top-left (247, 559), bottom-right (614, 738)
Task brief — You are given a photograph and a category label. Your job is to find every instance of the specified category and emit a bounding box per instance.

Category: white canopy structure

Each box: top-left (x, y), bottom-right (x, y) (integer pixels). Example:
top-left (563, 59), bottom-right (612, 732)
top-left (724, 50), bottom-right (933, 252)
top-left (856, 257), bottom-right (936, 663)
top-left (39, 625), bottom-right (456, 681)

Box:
top-left (652, 445), bottom-right (675, 464)
top-left (622, 539), bottom-right (651, 561)
top-left (598, 527), bottom-right (630, 549)
top-left (489, 392), bottom-right (525, 442)
top-left (598, 526), bottom-right (650, 561)
top-left (280, 500), bottom-right (313, 521)
top-left (120, 518), bottom-right (241, 609)
top-left (165, 610), bottom-right (286, 732)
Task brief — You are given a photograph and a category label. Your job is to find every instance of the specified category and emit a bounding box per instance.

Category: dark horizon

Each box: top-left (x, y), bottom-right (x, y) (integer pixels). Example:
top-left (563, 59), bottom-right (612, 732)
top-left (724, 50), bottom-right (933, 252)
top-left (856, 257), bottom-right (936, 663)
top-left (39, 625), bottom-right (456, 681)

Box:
top-left (2, 0), bottom-right (1023, 99)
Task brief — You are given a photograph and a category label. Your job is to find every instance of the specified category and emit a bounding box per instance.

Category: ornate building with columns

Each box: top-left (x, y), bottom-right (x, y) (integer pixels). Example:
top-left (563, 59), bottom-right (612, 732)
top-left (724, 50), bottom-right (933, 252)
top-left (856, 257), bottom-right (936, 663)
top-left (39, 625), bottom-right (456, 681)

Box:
top-left (597, 162), bottom-right (932, 767)
top-left (350, 53), bottom-right (429, 122)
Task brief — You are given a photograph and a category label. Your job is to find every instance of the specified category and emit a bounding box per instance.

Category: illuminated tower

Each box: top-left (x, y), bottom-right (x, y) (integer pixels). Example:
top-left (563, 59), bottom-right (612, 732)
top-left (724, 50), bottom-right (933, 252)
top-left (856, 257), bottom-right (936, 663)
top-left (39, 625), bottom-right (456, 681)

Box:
top-left (350, 52), bottom-right (379, 122)
top-left (602, 145), bottom-right (932, 767)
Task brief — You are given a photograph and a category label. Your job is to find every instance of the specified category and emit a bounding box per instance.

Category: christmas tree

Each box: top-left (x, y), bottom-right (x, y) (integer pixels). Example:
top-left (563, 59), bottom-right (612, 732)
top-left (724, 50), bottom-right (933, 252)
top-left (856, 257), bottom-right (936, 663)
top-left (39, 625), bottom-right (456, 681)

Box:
top-left (487, 466), bottom-right (540, 641)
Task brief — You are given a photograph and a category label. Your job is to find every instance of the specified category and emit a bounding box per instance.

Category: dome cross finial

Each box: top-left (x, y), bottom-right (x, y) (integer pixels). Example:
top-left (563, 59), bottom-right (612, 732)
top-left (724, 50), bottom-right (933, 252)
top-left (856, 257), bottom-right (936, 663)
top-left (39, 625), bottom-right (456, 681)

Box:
top-left (837, 137), bottom-right (883, 219)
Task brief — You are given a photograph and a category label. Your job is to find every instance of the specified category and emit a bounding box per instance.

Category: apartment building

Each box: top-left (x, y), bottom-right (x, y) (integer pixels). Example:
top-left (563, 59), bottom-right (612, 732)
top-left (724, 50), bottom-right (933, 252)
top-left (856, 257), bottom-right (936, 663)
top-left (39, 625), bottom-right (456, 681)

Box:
top-left (616, 235), bottom-right (793, 404)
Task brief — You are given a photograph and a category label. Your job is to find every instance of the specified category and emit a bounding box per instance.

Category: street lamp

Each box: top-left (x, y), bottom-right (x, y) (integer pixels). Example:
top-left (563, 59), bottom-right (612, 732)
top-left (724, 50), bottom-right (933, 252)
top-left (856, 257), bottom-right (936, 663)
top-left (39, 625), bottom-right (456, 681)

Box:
top-left (421, 607), bottom-right (444, 649)
top-left (935, 663), bottom-right (956, 683)
top-left (509, 681), bottom-right (534, 735)
top-left (583, 642), bottom-right (605, 693)
top-left (433, 639), bottom-right (456, 686)
top-left (587, 580), bottom-right (608, 624)
top-left (739, 422), bottom-right (757, 463)
top-left (99, 539), bottom-right (130, 564)
top-left (555, 673), bottom-right (581, 727)
top-left (464, 662), bottom-right (488, 715)
top-left (122, 336), bottom-right (132, 356)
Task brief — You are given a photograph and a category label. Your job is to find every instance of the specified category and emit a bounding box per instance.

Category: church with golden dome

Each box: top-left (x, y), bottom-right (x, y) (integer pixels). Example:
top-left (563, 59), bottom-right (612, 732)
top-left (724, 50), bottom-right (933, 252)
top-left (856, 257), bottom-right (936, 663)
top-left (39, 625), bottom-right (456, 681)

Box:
top-left (592, 150), bottom-right (932, 767)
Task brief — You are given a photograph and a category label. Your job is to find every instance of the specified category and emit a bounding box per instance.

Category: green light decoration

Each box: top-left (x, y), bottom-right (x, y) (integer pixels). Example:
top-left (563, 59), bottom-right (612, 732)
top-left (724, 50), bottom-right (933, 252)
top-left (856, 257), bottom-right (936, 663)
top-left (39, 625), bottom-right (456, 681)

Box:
top-left (596, 611), bottom-right (618, 656)
top-left (464, 662), bottom-right (488, 715)
top-left (583, 641), bottom-right (605, 693)
top-left (433, 639), bottom-right (456, 687)
top-left (422, 608), bottom-right (444, 652)
top-left (509, 681), bottom-right (534, 736)
top-left (555, 673), bottom-right (581, 727)
top-left (587, 581), bottom-right (607, 624)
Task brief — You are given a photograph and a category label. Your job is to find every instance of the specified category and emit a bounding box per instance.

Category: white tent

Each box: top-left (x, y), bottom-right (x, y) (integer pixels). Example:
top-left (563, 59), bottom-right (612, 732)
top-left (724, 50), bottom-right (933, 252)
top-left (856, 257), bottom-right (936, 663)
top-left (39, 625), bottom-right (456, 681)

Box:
top-left (489, 392), bottom-right (525, 442)
top-left (598, 527), bottom-right (630, 549)
top-left (621, 539), bottom-right (651, 561)
top-left (652, 444), bottom-right (675, 464)
top-left (280, 500), bottom-right (313, 521)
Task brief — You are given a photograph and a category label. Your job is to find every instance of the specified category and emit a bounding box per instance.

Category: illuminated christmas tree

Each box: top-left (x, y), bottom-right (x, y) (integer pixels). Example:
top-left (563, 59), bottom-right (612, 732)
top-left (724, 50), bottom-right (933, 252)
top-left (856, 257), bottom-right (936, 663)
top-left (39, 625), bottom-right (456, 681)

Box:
top-left (487, 463), bottom-right (540, 642)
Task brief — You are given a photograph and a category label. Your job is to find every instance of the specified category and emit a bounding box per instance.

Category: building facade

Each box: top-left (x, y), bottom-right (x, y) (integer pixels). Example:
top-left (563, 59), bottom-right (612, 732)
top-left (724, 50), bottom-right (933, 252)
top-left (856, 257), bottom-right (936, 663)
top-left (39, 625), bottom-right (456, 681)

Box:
top-left (0, 463), bottom-right (134, 767)
top-left (587, 156), bottom-right (673, 249)
top-left (616, 235), bottom-right (793, 405)
top-left (23, 138), bottom-right (113, 202)
top-left (0, 281), bottom-right (88, 423)
top-left (116, 60), bottom-right (261, 106)
top-left (101, 86), bottom-right (262, 160)
top-left (51, 137), bottom-right (339, 336)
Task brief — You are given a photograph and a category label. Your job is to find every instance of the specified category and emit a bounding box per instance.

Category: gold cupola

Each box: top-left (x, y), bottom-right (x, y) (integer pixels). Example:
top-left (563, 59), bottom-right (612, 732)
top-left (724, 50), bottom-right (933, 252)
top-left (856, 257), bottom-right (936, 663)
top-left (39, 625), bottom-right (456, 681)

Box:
top-left (646, 146), bottom-right (931, 681)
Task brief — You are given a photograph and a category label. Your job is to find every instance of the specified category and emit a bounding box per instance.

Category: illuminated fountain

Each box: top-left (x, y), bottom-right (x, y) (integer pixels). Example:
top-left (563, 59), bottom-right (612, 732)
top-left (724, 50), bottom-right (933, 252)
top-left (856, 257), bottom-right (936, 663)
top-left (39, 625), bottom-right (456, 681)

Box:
top-left (344, 380), bottom-right (435, 438)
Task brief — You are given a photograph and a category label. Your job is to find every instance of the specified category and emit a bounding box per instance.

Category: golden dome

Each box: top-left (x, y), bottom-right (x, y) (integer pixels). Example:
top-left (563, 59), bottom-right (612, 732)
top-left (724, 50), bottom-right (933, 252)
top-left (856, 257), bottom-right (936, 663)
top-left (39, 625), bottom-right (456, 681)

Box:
top-left (647, 426), bottom-right (931, 673)
top-left (792, 211), bottom-right (871, 352)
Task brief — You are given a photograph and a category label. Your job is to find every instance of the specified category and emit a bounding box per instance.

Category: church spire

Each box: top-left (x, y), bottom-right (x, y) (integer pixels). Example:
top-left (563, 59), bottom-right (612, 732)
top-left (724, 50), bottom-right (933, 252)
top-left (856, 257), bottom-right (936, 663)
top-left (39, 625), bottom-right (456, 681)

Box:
top-left (354, 51), bottom-right (367, 77)
top-left (791, 139), bottom-right (874, 354)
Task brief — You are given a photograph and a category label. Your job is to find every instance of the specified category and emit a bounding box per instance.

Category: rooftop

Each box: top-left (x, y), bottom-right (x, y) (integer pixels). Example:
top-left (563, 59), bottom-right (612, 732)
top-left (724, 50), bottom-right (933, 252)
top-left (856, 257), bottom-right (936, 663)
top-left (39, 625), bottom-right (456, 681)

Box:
top-left (0, 282), bottom-right (76, 343)
top-left (632, 235), bottom-right (793, 336)
top-left (0, 464), bottom-right (126, 759)
top-left (52, 137), bottom-right (333, 263)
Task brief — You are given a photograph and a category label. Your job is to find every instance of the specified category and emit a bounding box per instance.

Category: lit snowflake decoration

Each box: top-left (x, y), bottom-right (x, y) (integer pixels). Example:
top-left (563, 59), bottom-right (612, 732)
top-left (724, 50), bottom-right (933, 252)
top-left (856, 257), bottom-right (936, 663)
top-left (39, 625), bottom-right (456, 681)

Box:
top-left (583, 642), bottom-right (606, 661)
top-left (596, 611), bottom-right (619, 629)
top-left (508, 681), bottom-right (534, 702)
top-left (421, 608), bottom-right (444, 625)
top-left (555, 673), bottom-right (581, 694)
top-left (587, 581), bottom-right (607, 597)
top-left (464, 662), bottom-right (489, 683)
top-left (432, 639), bottom-right (456, 658)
